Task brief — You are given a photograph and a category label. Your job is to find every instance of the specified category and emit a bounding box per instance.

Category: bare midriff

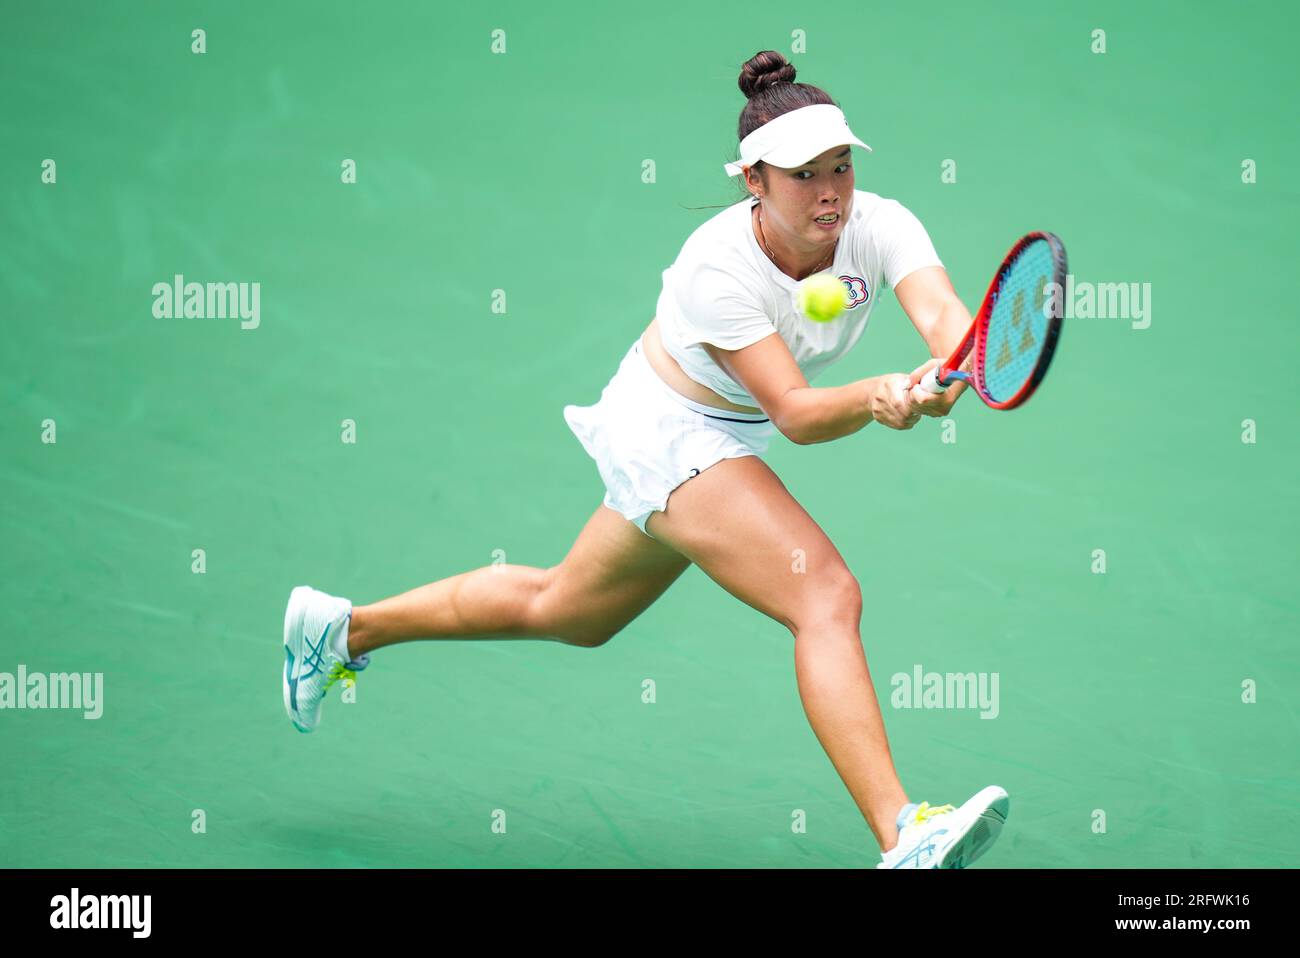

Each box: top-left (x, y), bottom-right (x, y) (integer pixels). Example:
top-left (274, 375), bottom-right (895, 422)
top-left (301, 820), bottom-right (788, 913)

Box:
top-left (638, 317), bottom-right (764, 415)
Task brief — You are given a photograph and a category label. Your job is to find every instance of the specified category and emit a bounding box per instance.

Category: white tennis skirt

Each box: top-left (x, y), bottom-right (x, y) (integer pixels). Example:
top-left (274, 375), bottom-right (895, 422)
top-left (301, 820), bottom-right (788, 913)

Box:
top-left (563, 337), bottom-right (778, 539)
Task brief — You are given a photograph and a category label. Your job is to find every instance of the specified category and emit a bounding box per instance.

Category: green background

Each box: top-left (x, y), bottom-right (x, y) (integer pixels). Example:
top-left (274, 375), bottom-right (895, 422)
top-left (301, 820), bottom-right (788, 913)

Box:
top-left (1, 0), bottom-right (1295, 867)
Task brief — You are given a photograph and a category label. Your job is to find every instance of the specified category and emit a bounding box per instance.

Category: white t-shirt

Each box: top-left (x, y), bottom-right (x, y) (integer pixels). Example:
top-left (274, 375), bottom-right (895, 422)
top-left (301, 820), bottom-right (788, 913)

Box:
top-left (655, 189), bottom-right (943, 407)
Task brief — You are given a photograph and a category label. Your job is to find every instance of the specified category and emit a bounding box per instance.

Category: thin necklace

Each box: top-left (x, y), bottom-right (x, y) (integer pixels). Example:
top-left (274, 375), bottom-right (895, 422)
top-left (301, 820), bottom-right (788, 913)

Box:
top-left (756, 201), bottom-right (836, 278)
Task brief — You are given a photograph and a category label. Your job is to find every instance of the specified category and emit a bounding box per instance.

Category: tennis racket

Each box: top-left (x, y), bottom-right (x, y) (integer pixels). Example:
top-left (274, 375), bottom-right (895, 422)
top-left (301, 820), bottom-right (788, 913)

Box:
top-left (916, 231), bottom-right (1067, 409)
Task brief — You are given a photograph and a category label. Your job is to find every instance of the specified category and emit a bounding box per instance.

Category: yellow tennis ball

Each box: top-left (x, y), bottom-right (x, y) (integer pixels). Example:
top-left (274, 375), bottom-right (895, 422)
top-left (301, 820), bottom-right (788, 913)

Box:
top-left (797, 273), bottom-right (847, 323)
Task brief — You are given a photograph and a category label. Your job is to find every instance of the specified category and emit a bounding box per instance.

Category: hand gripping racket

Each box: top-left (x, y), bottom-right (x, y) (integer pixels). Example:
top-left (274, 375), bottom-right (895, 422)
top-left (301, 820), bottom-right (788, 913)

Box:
top-left (917, 231), bottom-right (1067, 409)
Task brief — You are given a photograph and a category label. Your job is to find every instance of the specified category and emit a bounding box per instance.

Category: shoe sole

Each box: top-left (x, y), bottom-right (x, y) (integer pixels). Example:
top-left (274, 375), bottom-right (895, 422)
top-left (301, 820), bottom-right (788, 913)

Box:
top-left (282, 585), bottom-right (313, 733)
top-left (937, 785), bottom-right (1010, 869)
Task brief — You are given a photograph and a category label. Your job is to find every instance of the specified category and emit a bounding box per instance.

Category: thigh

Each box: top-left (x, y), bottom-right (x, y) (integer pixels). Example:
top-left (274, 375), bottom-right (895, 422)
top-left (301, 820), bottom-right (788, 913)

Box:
top-left (645, 455), bottom-right (860, 635)
top-left (535, 502), bottom-right (693, 646)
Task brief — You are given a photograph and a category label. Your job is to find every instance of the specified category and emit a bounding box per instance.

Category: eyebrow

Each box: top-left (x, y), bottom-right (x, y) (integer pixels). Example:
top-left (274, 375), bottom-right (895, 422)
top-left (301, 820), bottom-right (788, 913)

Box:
top-left (800, 148), bottom-right (852, 168)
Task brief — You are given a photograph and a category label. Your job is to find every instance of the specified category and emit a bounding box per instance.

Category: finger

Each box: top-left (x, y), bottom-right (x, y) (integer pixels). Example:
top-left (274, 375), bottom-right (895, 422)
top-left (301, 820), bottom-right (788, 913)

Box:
top-left (908, 358), bottom-right (941, 386)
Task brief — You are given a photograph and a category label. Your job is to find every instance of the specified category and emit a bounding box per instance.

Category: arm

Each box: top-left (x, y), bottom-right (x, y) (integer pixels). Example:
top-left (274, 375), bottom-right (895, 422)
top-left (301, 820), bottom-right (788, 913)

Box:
top-left (702, 335), bottom-right (919, 445)
top-left (893, 265), bottom-right (974, 413)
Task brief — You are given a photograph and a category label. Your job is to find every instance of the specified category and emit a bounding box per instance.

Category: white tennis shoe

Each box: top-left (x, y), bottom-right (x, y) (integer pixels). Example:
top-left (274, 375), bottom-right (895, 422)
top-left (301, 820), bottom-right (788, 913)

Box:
top-left (282, 585), bottom-right (369, 733)
top-left (877, 785), bottom-right (1010, 869)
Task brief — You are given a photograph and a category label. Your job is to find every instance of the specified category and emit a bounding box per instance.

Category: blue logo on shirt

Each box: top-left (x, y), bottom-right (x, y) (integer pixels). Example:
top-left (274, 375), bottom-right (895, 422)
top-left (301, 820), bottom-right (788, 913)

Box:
top-left (840, 275), bottom-right (869, 308)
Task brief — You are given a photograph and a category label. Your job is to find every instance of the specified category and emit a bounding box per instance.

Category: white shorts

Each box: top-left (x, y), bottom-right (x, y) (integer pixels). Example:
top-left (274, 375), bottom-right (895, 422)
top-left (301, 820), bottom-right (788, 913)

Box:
top-left (563, 338), bottom-right (778, 539)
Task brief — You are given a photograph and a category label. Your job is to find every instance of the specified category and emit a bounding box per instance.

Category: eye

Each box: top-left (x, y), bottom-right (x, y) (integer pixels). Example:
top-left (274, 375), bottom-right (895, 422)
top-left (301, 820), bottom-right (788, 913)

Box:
top-left (796, 163), bottom-right (852, 179)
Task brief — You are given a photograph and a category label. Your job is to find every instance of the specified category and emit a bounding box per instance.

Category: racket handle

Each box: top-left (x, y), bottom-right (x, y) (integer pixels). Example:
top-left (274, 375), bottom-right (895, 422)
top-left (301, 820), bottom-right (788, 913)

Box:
top-left (918, 367), bottom-right (948, 394)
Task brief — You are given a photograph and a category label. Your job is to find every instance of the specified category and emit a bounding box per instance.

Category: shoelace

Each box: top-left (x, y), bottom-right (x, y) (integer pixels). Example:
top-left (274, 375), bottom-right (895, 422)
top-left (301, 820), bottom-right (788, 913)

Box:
top-left (906, 801), bottom-right (956, 827)
top-left (324, 661), bottom-right (358, 691)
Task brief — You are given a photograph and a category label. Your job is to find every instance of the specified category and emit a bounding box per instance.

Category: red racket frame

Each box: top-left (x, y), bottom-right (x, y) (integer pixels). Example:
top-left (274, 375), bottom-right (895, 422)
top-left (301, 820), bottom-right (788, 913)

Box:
top-left (938, 231), bottom-right (1067, 410)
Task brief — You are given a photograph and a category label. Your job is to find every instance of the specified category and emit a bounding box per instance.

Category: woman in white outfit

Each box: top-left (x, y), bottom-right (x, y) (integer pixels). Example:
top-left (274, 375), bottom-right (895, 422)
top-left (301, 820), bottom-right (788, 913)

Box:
top-left (282, 50), bottom-right (1010, 869)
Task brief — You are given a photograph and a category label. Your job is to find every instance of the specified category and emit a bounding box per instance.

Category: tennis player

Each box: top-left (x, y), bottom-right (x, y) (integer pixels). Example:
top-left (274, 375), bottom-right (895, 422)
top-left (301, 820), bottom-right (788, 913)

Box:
top-left (283, 50), bottom-right (1010, 869)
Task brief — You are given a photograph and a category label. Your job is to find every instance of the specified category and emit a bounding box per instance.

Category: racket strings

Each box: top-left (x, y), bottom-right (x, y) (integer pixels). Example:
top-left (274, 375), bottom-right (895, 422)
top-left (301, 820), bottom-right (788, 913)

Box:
top-left (982, 240), bottom-right (1057, 402)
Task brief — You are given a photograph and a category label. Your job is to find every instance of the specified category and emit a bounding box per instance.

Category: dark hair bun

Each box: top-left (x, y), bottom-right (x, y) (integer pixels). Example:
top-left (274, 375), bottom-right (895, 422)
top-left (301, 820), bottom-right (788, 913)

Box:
top-left (738, 50), bottom-right (797, 99)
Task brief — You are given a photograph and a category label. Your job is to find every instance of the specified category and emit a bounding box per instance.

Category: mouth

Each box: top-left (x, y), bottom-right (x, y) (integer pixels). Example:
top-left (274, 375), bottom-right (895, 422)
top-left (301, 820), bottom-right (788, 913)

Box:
top-left (813, 212), bottom-right (840, 228)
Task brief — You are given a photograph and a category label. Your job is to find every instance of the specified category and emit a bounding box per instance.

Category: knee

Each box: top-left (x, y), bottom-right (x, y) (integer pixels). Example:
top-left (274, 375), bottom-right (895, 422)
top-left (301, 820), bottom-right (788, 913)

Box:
top-left (568, 629), bottom-right (618, 649)
top-left (790, 569), bottom-right (862, 637)
top-left (559, 611), bottom-right (621, 648)
top-left (528, 566), bottom-right (620, 649)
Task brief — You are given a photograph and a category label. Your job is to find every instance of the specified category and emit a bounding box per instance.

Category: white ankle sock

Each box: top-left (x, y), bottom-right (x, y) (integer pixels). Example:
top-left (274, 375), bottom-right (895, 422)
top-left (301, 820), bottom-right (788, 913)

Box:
top-left (330, 612), bottom-right (352, 662)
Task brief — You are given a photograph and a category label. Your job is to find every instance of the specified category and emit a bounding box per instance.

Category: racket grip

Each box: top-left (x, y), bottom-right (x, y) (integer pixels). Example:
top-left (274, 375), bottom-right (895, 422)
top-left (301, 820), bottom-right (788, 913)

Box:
top-left (918, 367), bottom-right (948, 394)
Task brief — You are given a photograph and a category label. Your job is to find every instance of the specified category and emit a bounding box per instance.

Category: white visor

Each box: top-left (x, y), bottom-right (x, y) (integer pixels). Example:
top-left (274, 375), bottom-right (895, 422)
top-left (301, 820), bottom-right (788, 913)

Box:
top-left (723, 103), bottom-right (871, 177)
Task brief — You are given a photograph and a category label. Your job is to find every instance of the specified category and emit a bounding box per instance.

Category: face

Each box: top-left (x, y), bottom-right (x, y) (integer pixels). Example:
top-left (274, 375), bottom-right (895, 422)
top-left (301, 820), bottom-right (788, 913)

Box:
top-left (747, 144), bottom-right (855, 252)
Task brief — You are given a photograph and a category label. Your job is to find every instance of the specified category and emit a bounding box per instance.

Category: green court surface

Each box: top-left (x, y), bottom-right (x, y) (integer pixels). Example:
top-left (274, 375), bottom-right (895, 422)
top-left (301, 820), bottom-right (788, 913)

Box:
top-left (1, 1), bottom-right (1296, 868)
